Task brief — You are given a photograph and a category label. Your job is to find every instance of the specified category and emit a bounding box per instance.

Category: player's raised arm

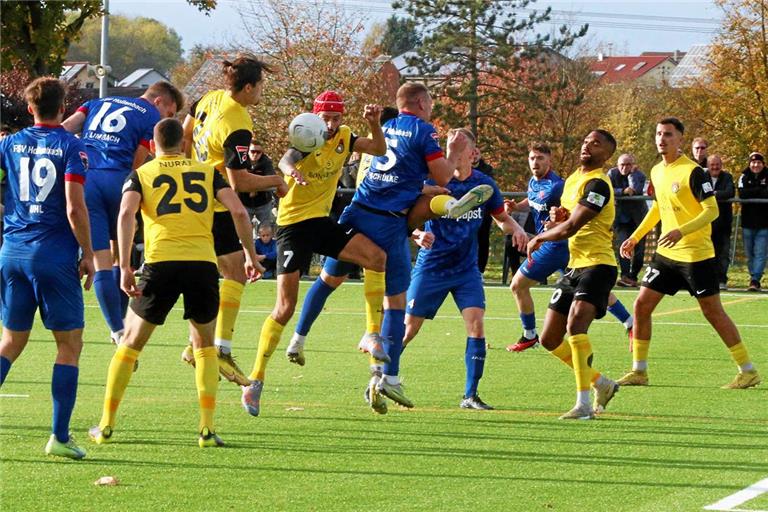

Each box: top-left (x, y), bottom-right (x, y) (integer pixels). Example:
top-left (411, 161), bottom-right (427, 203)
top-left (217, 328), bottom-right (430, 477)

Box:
top-left (352, 104), bottom-right (386, 156)
top-left (65, 179), bottom-right (95, 290)
top-left (62, 110), bottom-right (86, 134)
top-left (222, 129), bottom-right (288, 196)
top-left (278, 148), bottom-right (309, 186)
top-left (427, 129), bottom-right (467, 186)
top-left (182, 113), bottom-right (195, 158)
top-left (215, 175), bottom-right (265, 281)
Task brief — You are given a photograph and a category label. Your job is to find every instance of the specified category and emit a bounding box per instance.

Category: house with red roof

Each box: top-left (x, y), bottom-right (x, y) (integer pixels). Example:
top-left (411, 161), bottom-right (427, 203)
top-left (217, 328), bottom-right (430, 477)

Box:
top-left (588, 54), bottom-right (678, 86)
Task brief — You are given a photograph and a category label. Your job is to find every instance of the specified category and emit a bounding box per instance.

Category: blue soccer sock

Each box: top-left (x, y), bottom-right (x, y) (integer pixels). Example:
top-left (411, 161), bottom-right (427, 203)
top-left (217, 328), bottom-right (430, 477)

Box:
top-left (464, 337), bottom-right (486, 397)
top-left (295, 278), bottom-right (336, 336)
top-left (0, 356), bottom-right (12, 386)
top-left (520, 312), bottom-right (537, 339)
top-left (381, 309), bottom-right (406, 377)
top-left (51, 364), bottom-right (79, 443)
top-left (112, 265), bottom-right (129, 319)
top-left (607, 299), bottom-right (632, 328)
top-left (94, 270), bottom-right (124, 333)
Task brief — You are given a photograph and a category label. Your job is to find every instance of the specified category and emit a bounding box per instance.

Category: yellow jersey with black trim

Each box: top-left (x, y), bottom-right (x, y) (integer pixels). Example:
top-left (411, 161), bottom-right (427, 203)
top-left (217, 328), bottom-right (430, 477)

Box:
top-left (651, 155), bottom-right (715, 262)
top-left (277, 125), bottom-right (355, 226)
top-left (190, 90), bottom-right (252, 212)
top-left (124, 155), bottom-right (230, 264)
top-left (561, 167), bottom-right (616, 268)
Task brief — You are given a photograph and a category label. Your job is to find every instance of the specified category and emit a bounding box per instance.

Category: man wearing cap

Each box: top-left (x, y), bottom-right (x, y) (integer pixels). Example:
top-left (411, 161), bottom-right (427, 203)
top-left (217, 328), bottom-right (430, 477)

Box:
top-left (241, 91), bottom-right (390, 416)
top-left (737, 152), bottom-right (768, 291)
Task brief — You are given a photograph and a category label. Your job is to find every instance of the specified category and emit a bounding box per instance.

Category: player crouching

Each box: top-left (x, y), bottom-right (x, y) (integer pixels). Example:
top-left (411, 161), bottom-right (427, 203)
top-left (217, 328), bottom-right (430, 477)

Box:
top-left (89, 118), bottom-right (261, 447)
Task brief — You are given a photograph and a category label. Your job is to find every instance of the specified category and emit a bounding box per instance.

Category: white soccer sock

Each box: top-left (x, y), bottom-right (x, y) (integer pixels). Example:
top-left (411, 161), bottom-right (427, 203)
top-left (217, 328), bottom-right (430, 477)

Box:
top-left (577, 390), bottom-right (590, 407)
top-left (624, 317), bottom-right (634, 330)
top-left (633, 360), bottom-right (648, 371)
top-left (288, 333), bottom-right (306, 350)
top-left (383, 374), bottom-right (399, 385)
top-left (740, 362), bottom-right (754, 372)
top-left (524, 329), bottom-right (537, 340)
top-left (215, 339), bottom-right (232, 354)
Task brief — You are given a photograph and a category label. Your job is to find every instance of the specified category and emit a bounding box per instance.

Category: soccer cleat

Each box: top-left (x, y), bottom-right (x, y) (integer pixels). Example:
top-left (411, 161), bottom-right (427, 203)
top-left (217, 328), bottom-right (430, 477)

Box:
top-left (364, 373), bottom-right (388, 415)
top-left (559, 403), bottom-right (595, 420)
top-left (357, 333), bottom-right (391, 364)
top-left (241, 380), bottom-right (264, 417)
top-left (198, 427), bottom-right (225, 448)
top-left (460, 395), bottom-right (494, 410)
top-left (721, 370), bottom-right (761, 389)
top-left (181, 344), bottom-right (196, 367)
top-left (217, 349), bottom-right (250, 386)
top-left (506, 335), bottom-right (539, 352)
top-left (592, 379), bottom-right (619, 413)
top-left (285, 337), bottom-right (306, 366)
top-left (616, 370), bottom-right (649, 386)
top-left (376, 378), bottom-right (414, 408)
top-left (45, 434), bottom-right (86, 459)
top-left (88, 425), bottom-right (113, 445)
top-left (445, 184), bottom-right (494, 219)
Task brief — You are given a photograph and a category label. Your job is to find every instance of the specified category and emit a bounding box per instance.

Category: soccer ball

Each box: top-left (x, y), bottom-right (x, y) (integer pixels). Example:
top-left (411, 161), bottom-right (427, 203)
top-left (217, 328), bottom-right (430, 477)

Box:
top-left (288, 113), bottom-right (328, 152)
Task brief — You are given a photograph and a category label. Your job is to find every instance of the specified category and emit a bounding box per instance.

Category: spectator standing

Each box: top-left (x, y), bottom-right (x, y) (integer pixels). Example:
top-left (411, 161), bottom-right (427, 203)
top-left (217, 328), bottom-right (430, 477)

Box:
top-left (608, 153), bottom-right (648, 287)
top-left (692, 137), bottom-right (709, 168)
top-left (473, 150), bottom-right (495, 273)
top-left (737, 152), bottom-right (768, 291)
top-left (239, 139), bottom-right (276, 236)
top-left (707, 155), bottom-right (735, 289)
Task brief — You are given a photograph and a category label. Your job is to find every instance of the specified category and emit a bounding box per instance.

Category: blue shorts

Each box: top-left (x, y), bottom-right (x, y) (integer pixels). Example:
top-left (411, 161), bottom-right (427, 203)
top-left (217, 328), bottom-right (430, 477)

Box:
top-left (0, 256), bottom-right (84, 331)
top-left (519, 241), bottom-right (569, 283)
top-left (406, 268), bottom-right (485, 319)
top-left (323, 203), bottom-right (411, 296)
top-left (86, 168), bottom-right (130, 251)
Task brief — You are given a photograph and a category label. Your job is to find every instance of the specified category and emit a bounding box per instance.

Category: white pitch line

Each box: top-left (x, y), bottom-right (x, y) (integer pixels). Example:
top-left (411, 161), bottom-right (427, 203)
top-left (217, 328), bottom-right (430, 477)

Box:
top-left (0, 394), bottom-right (30, 398)
top-left (704, 477), bottom-right (768, 511)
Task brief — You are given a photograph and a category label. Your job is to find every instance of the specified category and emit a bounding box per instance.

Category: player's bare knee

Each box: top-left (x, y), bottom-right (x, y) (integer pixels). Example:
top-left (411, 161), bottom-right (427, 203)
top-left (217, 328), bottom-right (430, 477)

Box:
top-left (364, 248), bottom-right (386, 273)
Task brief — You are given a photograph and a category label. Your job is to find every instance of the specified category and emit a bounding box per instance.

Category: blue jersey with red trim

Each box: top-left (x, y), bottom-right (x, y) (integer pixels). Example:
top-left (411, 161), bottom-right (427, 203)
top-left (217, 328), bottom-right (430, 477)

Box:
top-left (77, 96), bottom-right (158, 171)
top-left (414, 170), bottom-right (504, 276)
top-left (354, 112), bottom-right (443, 212)
top-left (0, 125), bottom-right (88, 261)
top-left (528, 170), bottom-right (566, 243)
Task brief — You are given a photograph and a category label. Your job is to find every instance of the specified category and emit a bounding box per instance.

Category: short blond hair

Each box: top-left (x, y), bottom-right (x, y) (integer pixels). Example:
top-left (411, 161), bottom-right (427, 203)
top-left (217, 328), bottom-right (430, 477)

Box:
top-left (396, 82), bottom-right (429, 110)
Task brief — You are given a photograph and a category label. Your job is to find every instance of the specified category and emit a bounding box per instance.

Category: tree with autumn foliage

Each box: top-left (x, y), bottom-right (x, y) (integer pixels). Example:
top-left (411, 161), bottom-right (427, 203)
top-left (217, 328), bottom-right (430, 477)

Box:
top-left (230, 0), bottom-right (393, 158)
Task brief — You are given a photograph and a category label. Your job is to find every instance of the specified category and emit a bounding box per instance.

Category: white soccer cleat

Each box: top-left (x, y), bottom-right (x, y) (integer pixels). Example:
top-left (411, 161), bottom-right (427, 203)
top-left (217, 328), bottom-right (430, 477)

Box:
top-left (357, 333), bottom-right (391, 364)
top-left (446, 184), bottom-right (494, 219)
top-left (286, 335), bottom-right (306, 366)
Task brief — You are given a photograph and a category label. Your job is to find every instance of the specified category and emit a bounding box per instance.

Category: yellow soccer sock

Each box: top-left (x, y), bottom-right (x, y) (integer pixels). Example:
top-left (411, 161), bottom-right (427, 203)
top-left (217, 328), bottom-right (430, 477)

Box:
top-left (100, 345), bottom-right (140, 429)
top-left (250, 316), bottom-right (285, 381)
top-left (216, 279), bottom-right (245, 346)
top-left (194, 346), bottom-right (219, 433)
top-left (633, 338), bottom-right (650, 371)
top-left (363, 269), bottom-right (385, 334)
top-left (429, 194), bottom-right (453, 215)
top-left (548, 339), bottom-right (573, 368)
top-left (728, 342), bottom-right (754, 372)
top-left (568, 334), bottom-right (594, 393)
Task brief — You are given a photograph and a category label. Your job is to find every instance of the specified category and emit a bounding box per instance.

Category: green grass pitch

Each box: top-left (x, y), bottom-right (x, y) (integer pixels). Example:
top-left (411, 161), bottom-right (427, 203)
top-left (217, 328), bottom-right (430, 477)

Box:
top-left (1, 282), bottom-right (766, 511)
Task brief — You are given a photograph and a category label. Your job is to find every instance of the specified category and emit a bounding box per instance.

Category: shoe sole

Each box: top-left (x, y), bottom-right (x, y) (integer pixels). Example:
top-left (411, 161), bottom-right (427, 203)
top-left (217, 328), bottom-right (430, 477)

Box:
top-left (722, 377), bottom-right (761, 389)
top-left (378, 387), bottom-right (413, 408)
top-left (286, 352), bottom-right (305, 366)
top-left (357, 346), bottom-right (391, 364)
top-left (448, 185), bottom-right (493, 218)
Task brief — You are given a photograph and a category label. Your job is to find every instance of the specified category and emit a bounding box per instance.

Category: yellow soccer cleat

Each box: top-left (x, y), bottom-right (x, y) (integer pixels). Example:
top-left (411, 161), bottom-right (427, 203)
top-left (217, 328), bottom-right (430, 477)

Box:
top-left (616, 370), bottom-right (649, 386)
top-left (88, 425), bottom-right (113, 445)
top-left (198, 427), bottom-right (225, 448)
top-left (217, 349), bottom-right (250, 386)
top-left (592, 379), bottom-right (619, 413)
top-left (559, 403), bottom-right (595, 420)
top-left (722, 370), bottom-right (761, 389)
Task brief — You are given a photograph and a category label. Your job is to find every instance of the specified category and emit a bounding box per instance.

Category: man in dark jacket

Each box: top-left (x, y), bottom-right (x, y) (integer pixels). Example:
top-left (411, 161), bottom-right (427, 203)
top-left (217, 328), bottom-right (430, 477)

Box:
top-left (239, 139), bottom-right (276, 235)
top-left (608, 153), bottom-right (648, 287)
top-left (738, 152), bottom-right (768, 291)
top-left (707, 155), bottom-right (735, 289)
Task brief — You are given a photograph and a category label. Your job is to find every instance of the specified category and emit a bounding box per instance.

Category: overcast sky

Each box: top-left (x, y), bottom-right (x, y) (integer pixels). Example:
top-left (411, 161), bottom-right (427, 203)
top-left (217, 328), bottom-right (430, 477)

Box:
top-left (110, 0), bottom-right (722, 56)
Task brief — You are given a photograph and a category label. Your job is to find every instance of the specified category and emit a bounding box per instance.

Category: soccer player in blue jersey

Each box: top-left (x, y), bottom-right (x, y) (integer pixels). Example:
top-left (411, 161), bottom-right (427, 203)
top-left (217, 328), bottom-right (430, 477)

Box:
top-left (62, 82), bottom-right (183, 345)
top-left (506, 142), bottom-right (633, 352)
top-left (401, 128), bottom-right (527, 412)
top-left (0, 78), bottom-right (95, 459)
top-left (322, 82), bottom-right (480, 409)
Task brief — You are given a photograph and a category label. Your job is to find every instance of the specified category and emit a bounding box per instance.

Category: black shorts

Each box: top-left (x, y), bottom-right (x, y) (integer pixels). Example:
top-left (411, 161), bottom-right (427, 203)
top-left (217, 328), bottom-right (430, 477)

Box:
top-left (641, 254), bottom-right (719, 298)
top-left (276, 217), bottom-right (357, 274)
top-left (130, 261), bottom-right (219, 325)
top-left (212, 211), bottom-right (242, 256)
top-left (548, 265), bottom-right (618, 319)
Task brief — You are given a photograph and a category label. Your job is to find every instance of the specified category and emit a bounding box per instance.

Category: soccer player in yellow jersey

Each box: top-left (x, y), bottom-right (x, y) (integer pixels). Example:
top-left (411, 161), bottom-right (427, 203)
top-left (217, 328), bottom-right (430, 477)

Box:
top-left (181, 56), bottom-right (288, 386)
top-left (526, 130), bottom-right (621, 420)
top-left (89, 118), bottom-right (261, 448)
top-left (241, 90), bottom-right (389, 416)
top-left (618, 117), bottom-right (760, 389)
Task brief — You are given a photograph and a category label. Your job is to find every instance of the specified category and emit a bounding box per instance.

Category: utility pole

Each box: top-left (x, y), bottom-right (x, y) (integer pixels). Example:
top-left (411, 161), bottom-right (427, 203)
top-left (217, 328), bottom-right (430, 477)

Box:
top-left (99, 0), bottom-right (110, 98)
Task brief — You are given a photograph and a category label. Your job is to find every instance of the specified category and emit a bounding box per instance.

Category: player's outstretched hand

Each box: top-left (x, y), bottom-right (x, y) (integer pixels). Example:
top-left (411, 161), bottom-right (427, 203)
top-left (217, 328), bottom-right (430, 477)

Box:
top-left (511, 228), bottom-right (528, 252)
top-left (289, 169), bottom-right (307, 186)
top-left (658, 229), bottom-right (682, 248)
top-left (619, 238), bottom-right (637, 259)
top-left (421, 184), bottom-right (450, 196)
top-left (79, 257), bottom-right (95, 291)
top-left (447, 129), bottom-right (468, 154)
top-left (413, 230), bottom-right (435, 249)
top-left (504, 199), bottom-right (517, 214)
top-left (363, 104), bottom-right (382, 124)
top-left (120, 267), bottom-right (141, 298)
top-left (244, 259), bottom-right (264, 283)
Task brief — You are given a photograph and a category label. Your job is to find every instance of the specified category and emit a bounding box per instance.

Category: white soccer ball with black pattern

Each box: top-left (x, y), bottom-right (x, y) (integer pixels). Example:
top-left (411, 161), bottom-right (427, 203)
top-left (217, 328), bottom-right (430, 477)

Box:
top-left (288, 113), bottom-right (328, 152)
